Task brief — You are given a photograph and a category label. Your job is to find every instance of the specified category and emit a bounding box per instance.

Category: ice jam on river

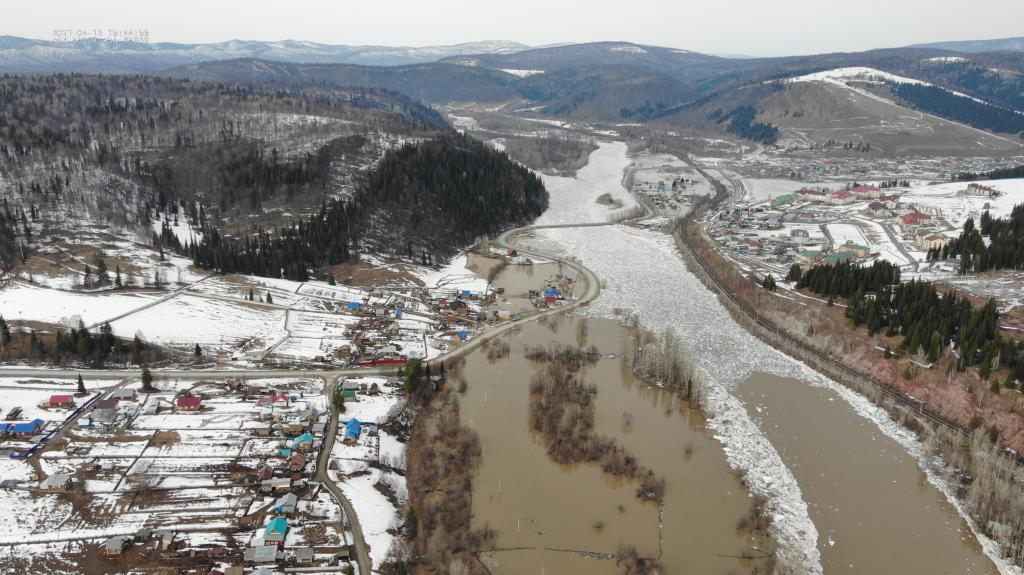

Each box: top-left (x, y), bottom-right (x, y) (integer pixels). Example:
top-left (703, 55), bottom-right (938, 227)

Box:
top-left (509, 140), bottom-right (1011, 574)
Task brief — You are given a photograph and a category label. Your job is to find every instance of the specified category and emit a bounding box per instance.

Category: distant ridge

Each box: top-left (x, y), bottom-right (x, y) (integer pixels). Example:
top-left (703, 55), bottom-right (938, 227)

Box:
top-left (0, 36), bottom-right (531, 72)
top-left (909, 37), bottom-right (1024, 53)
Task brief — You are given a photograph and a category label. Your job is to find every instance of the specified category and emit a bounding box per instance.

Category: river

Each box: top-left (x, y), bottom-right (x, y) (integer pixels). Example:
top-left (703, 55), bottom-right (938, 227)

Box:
top-left (461, 140), bottom-right (1004, 574)
top-left (462, 317), bottom-right (768, 574)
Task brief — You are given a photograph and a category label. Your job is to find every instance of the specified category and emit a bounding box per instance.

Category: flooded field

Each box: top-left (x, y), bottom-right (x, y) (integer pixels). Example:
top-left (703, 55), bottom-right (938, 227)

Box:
top-left (739, 373), bottom-right (998, 575)
top-left (461, 316), bottom-right (769, 574)
top-left (466, 252), bottom-right (580, 315)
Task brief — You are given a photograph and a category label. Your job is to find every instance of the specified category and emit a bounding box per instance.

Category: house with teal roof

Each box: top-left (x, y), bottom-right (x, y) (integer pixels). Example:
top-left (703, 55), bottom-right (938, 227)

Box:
top-left (293, 432), bottom-right (314, 450)
top-left (265, 516), bottom-right (288, 544)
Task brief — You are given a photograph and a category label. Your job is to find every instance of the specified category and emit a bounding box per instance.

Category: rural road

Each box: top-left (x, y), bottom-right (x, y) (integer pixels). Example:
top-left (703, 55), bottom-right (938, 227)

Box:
top-left (315, 378), bottom-right (374, 575)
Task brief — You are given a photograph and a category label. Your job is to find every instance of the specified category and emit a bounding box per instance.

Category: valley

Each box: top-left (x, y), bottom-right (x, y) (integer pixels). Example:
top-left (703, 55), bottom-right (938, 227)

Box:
top-left (2, 20), bottom-right (1024, 575)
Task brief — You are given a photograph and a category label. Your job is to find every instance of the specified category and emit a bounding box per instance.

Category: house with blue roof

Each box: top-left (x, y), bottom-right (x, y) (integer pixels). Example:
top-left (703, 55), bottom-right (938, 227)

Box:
top-left (342, 419), bottom-right (363, 444)
top-left (346, 301), bottom-right (362, 310)
top-left (264, 516), bottom-right (288, 544)
top-left (543, 288), bottom-right (559, 298)
top-left (12, 419), bottom-right (44, 436)
top-left (293, 432), bottom-right (314, 450)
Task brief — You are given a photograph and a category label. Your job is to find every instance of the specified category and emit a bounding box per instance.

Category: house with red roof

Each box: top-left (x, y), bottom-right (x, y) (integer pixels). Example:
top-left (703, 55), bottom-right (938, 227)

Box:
top-left (46, 395), bottom-right (75, 409)
top-left (899, 212), bottom-right (932, 230)
top-left (851, 185), bottom-right (882, 198)
top-left (828, 190), bottom-right (855, 205)
top-left (175, 395), bottom-right (202, 412)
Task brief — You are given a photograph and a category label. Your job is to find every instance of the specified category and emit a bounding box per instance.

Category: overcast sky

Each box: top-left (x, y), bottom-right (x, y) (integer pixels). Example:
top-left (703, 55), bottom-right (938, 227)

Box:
top-left (7, 0), bottom-right (1023, 57)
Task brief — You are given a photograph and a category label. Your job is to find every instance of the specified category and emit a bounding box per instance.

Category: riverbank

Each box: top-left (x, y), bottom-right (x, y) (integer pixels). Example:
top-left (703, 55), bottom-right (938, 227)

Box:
top-left (675, 220), bottom-right (1020, 573)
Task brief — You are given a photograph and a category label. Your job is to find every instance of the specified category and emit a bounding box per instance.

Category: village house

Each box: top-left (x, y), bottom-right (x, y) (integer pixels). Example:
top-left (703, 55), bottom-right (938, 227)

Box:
top-left (175, 395), bottom-right (202, 412)
top-left (40, 473), bottom-right (73, 491)
top-left (264, 517), bottom-right (288, 545)
top-left (867, 201), bottom-right (887, 217)
top-left (109, 388), bottom-right (137, 401)
top-left (274, 492), bottom-right (298, 515)
top-left (837, 241), bottom-right (871, 257)
top-left (828, 190), bottom-right (855, 205)
top-left (899, 211), bottom-right (933, 231)
top-left (343, 419), bottom-right (363, 445)
top-left (287, 453), bottom-right (307, 473)
top-left (293, 432), bottom-right (315, 451)
top-left (879, 194), bottom-right (899, 208)
top-left (9, 419), bottom-right (45, 437)
top-left (92, 398), bottom-right (120, 421)
top-left (243, 545), bottom-right (280, 564)
top-left (916, 232), bottom-right (950, 251)
top-left (103, 535), bottom-right (131, 556)
top-left (801, 250), bottom-right (821, 264)
top-left (45, 394), bottom-right (74, 409)
top-left (260, 477), bottom-right (292, 494)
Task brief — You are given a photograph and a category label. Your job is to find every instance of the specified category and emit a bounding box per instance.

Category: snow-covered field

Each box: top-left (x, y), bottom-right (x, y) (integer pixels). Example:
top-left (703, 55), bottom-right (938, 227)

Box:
top-left (902, 178), bottom-right (1024, 229)
top-left (825, 222), bottom-right (868, 247)
top-left (109, 293), bottom-right (287, 351)
top-left (0, 282), bottom-right (161, 326)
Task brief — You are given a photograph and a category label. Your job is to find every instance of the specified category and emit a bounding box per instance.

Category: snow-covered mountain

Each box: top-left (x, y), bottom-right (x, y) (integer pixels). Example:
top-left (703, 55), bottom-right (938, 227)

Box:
top-left (0, 36), bottom-right (530, 73)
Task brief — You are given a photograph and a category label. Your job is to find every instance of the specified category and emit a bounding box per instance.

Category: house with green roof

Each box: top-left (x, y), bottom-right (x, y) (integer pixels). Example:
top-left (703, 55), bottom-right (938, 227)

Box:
top-left (800, 250), bottom-right (821, 264)
top-left (825, 252), bottom-right (856, 265)
top-left (771, 193), bottom-right (800, 209)
top-left (837, 241), bottom-right (870, 257)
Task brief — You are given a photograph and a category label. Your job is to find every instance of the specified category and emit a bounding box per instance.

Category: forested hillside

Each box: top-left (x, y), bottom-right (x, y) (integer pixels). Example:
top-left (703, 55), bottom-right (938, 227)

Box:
top-left (954, 164), bottom-right (1024, 181)
top-left (890, 83), bottom-right (1024, 135)
top-left (185, 133), bottom-right (547, 280)
top-left (932, 206), bottom-right (1024, 273)
top-left (707, 106), bottom-right (779, 144)
top-left (796, 260), bottom-right (1018, 379)
top-left (0, 75), bottom-right (451, 274)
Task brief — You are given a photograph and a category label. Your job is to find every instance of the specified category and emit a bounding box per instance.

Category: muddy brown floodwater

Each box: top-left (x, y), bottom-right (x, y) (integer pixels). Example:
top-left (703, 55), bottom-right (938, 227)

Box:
top-left (738, 373), bottom-right (999, 575)
top-left (467, 252), bottom-right (580, 316)
top-left (461, 316), bottom-right (769, 574)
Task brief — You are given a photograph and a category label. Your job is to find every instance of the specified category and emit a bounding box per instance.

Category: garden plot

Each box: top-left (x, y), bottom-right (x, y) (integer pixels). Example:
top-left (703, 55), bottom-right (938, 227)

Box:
top-left (187, 275), bottom-right (304, 308)
top-left (108, 293), bottom-right (287, 351)
top-left (0, 387), bottom-right (98, 424)
top-left (337, 468), bottom-right (399, 571)
top-left (131, 412), bottom-right (254, 430)
top-left (338, 380), bottom-right (401, 425)
top-left (0, 282), bottom-right (161, 326)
